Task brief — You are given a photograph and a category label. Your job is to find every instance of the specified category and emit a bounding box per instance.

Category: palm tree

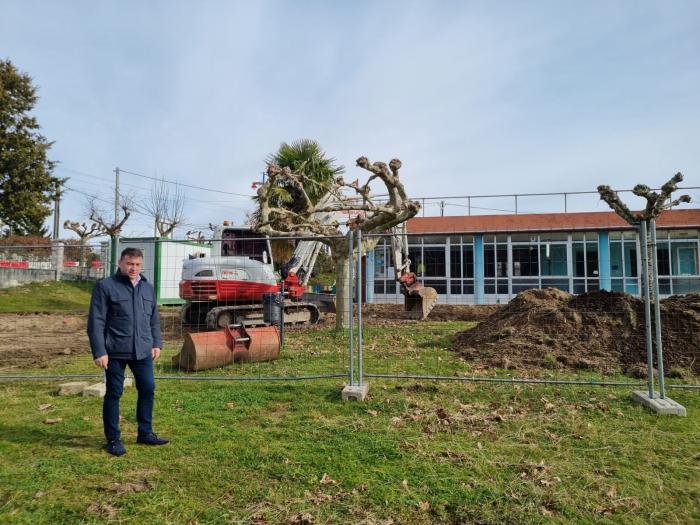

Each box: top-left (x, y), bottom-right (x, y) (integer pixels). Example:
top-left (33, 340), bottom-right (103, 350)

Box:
top-left (265, 139), bottom-right (344, 209)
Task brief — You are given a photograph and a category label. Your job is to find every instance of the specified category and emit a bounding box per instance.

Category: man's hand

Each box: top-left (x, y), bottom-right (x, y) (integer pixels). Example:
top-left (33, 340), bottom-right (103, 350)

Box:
top-left (151, 347), bottom-right (161, 360)
top-left (94, 355), bottom-right (108, 369)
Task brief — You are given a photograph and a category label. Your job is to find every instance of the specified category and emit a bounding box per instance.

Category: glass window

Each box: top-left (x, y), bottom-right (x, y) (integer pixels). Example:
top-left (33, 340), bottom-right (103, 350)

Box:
top-left (669, 230), bottom-right (697, 239)
top-left (624, 243), bottom-right (638, 277)
top-left (485, 243), bottom-right (506, 280)
top-left (541, 278), bottom-right (570, 292)
top-left (463, 246), bottom-right (474, 278)
top-left (374, 246), bottom-right (386, 278)
top-left (540, 244), bottom-right (567, 276)
top-left (450, 246), bottom-right (462, 278)
top-left (656, 241), bottom-right (670, 275)
top-left (610, 242), bottom-right (623, 277)
top-left (512, 279), bottom-right (539, 293)
top-left (450, 245), bottom-right (474, 278)
top-left (408, 247), bottom-right (422, 275)
top-left (672, 243), bottom-right (698, 275)
top-left (540, 233), bottom-right (568, 242)
top-left (573, 243), bottom-right (586, 277)
top-left (512, 245), bottom-right (539, 276)
top-left (422, 235), bottom-right (446, 244)
top-left (511, 233), bottom-right (537, 243)
top-left (424, 279), bottom-right (446, 294)
top-left (423, 247), bottom-right (446, 277)
top-left (586, 242), bottom-right (599, 277)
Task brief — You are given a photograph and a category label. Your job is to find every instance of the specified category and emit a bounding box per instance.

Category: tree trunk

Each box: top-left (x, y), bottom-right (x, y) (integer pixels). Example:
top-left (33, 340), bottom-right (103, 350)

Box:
top-left (334, 254), bottom-right (352, 330)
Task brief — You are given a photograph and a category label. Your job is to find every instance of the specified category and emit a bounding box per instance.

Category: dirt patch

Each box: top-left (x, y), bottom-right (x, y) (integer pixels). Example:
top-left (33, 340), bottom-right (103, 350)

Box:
top-left (0, 309), bottom-right (186, 369)
top-left (314, 303), bottom-right (500, 329)
top-left (453, 288), bottom-right (700, 374)
top-left (0, 313), bottom-right (91, 369)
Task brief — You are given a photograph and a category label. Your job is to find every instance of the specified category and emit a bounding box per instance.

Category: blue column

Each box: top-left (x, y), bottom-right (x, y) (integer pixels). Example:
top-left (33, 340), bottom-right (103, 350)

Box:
top-left (366, 249), bottom-right (375, 303)
top-left (598, 231), bottom-right (611, 291)
top-left (474, 234), bottom-right (485, 304)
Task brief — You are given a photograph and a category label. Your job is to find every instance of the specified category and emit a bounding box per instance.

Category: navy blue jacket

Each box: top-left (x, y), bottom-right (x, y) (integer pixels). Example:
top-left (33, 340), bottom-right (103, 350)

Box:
top-left (87, 270), bottom-right (162, 360)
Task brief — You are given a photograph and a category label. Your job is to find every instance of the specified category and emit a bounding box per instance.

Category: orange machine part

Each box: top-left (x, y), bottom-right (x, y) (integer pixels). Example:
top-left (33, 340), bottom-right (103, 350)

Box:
top-left (174, 325), bottom-right (280, 372)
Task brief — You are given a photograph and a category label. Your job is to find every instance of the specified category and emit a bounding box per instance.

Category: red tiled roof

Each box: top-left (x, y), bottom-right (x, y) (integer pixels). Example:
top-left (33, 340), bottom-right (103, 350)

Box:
top-left (406, 209), bottom-right (700, 234)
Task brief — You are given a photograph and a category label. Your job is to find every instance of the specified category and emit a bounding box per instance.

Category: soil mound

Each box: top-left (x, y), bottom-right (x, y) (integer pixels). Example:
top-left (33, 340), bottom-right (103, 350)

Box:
top-left (453, 288), bottom-right (700, 374)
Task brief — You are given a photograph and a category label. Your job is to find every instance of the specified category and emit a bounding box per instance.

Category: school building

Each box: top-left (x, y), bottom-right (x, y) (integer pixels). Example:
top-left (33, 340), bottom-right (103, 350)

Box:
top-left (367, 209), bottom-right (700, 304)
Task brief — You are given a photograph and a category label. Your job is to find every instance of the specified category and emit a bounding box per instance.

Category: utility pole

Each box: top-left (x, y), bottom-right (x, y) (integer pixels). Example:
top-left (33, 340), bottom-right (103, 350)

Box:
top-left (114, 167), bottom-right (120, 224)
top-left (440, 200), bottom-right (445, 217)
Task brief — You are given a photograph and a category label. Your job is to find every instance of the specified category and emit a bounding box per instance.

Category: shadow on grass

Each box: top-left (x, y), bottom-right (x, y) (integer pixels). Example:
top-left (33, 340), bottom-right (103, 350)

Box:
top-left (0, 422), bottom-right (96, 449)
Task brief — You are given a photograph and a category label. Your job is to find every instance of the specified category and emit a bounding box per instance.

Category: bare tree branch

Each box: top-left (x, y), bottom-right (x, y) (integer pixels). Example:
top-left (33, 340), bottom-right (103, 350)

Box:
top-left (87, 195), bottom-right (132, 238)
top-left (597, 172), bottom-right (691, 225)
top-left (141, 179), bottom-right (187, 237)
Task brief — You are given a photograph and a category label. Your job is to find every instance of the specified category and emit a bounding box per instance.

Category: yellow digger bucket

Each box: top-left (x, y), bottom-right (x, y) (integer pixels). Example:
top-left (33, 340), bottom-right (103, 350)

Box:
top-left (403, 283), bottom-right (438, 320)
top-left (173, 325), bottom-right (280, 372)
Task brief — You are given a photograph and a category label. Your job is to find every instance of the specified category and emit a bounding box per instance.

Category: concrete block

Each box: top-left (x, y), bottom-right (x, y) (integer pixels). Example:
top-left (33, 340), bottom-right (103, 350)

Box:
top-left (342, 382), bottom-right (369, 402)
top-left (82, 382), bottom-right (106, 398)
top-left (631, 391), bottom-right (687, 416)
top-left (56, 382), bottom-right (90, 396)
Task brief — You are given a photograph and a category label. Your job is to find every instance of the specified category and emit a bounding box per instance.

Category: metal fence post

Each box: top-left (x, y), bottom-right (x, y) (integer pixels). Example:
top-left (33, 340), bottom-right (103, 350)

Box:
top-left (356, 229), bottom-right (363, 387)
top-left (650, 219), bottom-right (666, 398)
top-left (639, 220), bottom-right (655, 399)
top-left (348, 230), bottom-right (355, 387)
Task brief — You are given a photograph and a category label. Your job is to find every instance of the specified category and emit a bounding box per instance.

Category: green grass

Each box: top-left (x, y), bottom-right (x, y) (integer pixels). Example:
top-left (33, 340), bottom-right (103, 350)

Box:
top-left (1, 322), bottom-right (699, 524)
top-left (0, 281), bottom-right (95, 313)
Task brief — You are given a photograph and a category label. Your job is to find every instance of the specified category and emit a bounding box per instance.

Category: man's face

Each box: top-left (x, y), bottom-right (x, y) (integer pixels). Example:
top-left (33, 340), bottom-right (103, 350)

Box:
top-left (118, 255), bottom-right (143, 280)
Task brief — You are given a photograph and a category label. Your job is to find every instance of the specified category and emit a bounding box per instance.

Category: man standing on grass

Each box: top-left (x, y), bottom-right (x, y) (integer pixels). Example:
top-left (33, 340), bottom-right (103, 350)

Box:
top-left (87, 247), bottom-right (169, 456)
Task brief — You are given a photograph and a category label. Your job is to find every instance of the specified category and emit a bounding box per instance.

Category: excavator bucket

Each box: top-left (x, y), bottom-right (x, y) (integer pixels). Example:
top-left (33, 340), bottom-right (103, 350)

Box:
top-left (224, 325), bottom-right (280, 363)
top-left (403, 283), bottom-right (438, 320)
top-left (174, 330), bottom-right (232, 372)
top-left (173, 325), bottom-right (280, 372)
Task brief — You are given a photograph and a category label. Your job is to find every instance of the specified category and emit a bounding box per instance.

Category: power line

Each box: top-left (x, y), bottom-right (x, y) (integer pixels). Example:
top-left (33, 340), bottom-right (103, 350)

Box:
top-left (119, 167), bottom-right (253, 198)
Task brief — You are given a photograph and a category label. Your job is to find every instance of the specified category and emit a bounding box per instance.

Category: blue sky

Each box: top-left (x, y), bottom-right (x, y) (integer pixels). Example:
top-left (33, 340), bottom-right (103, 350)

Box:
top-left (1, 1), bottom-right (699, 237)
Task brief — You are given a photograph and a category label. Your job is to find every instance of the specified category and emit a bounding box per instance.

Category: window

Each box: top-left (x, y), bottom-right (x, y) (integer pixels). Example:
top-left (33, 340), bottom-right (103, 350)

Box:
top-left (672, 243), bottom-right (698, 275)
top-left (485, 245), bottom-right (507, 278)
top-left (512, 245), bottom-right (539, 276)
top-left (423, 247), bottom-right (445, 277)
top-left (540, 244), bottom-right (567, 276)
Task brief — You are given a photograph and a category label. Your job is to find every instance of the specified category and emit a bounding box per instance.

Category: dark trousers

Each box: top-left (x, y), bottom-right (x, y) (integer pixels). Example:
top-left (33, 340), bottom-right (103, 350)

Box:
top-left (103, 357), bottom-right (155, 440)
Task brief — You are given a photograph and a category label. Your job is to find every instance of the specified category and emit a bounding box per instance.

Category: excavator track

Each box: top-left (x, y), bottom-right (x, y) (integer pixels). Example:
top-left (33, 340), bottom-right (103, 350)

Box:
top-left (201, 301), bottom-right (321, 329)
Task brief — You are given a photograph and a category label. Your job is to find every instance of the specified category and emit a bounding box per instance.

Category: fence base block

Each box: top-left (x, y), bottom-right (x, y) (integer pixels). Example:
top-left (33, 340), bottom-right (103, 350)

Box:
top-left (342, 383), bottom-right (369, 402)
top-left (631, 391), bottom-right (687, 416)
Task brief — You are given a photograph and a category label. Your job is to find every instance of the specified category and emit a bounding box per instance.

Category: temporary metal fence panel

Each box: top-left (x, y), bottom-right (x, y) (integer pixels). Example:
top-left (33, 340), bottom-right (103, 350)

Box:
top-left (356, 232), bottom-right (699, 393)
top-left (0, 235), bottom-right (352, 385)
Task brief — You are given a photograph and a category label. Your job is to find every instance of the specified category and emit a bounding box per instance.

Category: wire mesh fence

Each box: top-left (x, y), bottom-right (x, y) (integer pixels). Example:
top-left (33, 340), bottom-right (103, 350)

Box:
top-left (0, 229), bottom-right (698, 397)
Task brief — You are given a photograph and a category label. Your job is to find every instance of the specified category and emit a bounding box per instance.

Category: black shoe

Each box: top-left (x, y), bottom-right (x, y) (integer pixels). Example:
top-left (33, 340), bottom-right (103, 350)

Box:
top-left (137, 432), bottom-right (169, 446)
top-left (106, 439), bottom-right (126, 456)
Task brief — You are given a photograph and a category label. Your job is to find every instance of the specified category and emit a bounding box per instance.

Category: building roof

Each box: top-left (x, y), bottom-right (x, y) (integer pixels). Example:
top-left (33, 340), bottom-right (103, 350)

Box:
top-left (406, 208), bottom-right (700, 234)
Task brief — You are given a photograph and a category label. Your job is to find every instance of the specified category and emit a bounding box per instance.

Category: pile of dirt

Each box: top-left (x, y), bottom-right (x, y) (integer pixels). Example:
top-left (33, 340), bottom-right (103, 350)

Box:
top-left (314, 303), bottom-right (501, 328)
top-left (453, 288), bottom-right (700, 374)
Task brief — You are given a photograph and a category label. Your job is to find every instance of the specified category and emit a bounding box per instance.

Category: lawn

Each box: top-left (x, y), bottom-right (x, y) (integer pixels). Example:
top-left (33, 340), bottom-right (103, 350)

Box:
top-left (0, 281), bottom-right (94, 313)
top-left (1, 319), bottom-right (698, 524)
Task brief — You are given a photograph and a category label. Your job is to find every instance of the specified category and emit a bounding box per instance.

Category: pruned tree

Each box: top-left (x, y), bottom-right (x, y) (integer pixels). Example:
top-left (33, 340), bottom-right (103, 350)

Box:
top-left (598, 172), bottom-right (691, 300)
top-left (141, 179), bottom-right (186, 238)
top-left (88, 198), bottom-right (131, 238)
top-left (597, 172), bottom-right (691, 225)
top-left (254, 156), bottom-right (421, 329)
top-left (63, 219), bottom-right (102, 276)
